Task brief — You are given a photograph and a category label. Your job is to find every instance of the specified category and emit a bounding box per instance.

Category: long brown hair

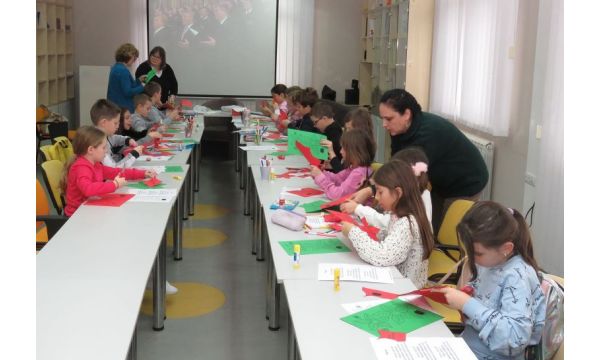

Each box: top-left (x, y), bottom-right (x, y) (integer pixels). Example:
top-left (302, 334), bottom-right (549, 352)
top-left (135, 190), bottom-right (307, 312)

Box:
top-left (340, 129), bottom-right (375, 168)
top-left (391, 147), bottom-right (429, 193)
top-left (60, 126), bottom-right (106, 194)
top-left (373, 160), bottom-right (434, 259)
top-left (457, 201), bottom-right (540, 280)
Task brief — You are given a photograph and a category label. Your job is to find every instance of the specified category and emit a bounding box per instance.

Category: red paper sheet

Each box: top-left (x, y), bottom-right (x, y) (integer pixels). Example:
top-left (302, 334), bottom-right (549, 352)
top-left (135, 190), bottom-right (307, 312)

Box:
top-left (85, 193), bottom-right (134, 207)
top-left (287, 188), bottom-right (324, 197)
top-left (362, 287), bottom-right (401, 299)
top-left (378, 330), bottom-right (406, 342)
top-left (362, 285), bottom-right (474, 305)
top-left (143, 149), bottom-right (174, 156)
top-left (265, 131), bottom-right (281, 140)
top-left (161, 133), bottom-right (175, 138)
top-left (320, 193), bottom-right (353, 209)
top-left (326, 210), bottom-right (359, 225)
top-left (180, 99), bottom-right (193, 107)
top-left (143, 177), bottom-right (162, 187)
top-left (296, 140), bottom-right (321, 167)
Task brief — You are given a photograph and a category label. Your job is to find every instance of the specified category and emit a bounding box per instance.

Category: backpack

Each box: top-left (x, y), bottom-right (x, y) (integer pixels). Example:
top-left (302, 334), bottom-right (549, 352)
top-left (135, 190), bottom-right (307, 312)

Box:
top-left (48, 136), bottom-right (74, 165)
top-left (526, 272), bottom-right (564, 360)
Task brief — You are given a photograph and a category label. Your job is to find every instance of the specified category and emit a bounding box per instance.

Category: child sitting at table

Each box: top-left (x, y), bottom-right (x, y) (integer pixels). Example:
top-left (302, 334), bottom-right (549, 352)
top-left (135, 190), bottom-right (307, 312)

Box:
top-left (288, 88), bottom-right (319, 133)
top-left (310, 102), bottom-right (344, 173)
top-left (344, 108), bottom-right (375, 143)
top-left (91, 99), bottom-right (155, 168)
top-left (261, 83), bottom-right (288, 120)
top-left (117, 107), bottom-right (159, 143)
top-left (340, 160), bottom-right (434, 288)
top-left (61, 126), bottom-right (153, 217)
top-left (311, 129), bottom-right (375, 200)
top-left (144, 82), bottom-right (180, 126)
top-left (435, 201), bottom-right (545, 359)
top-left (131, 94), bottom-right (160, 133)
top-left (391, 147), bottom-right (432, 224)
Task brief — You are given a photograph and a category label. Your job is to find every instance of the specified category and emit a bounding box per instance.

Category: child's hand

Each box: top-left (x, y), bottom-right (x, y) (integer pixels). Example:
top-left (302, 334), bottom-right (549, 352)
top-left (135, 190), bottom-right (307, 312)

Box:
top-left (310, 165), bottom-right (322, 178)
top-left (134, 145), bottom-right (144, 154)
top-left (138, 74), bottom-right (148, 83)
top-left (148, 131), bottom-right (161, 139)
top-left (350, 187), bottom-right (373, 204)
top-left (340, 200), bottom-right (358, 214)
top-left (113, 175), bottom-right (127, 188)
top-left (129, 139), bottom-right (138, 147)
top-left (341, 221), bottom-right (354, 236)
top-left (431, 287), bottom-right (472, 311)
top-left (145, 169), bottom-right (157, 178)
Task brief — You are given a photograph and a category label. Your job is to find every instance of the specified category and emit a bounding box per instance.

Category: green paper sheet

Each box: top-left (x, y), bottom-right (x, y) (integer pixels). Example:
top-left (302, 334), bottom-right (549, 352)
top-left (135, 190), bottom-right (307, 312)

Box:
top-left (287, 129), bottom-right (328, 160)
top-left (279, 239), bottom-right (350, 255)
top-left (170, 139), bottom-right (196, 144)
top-left (268, 151), bottom-right (288, 157)
top-left (165, 165), bottom-right (184, 173)
top-left (166, 129), bottom-right (183, 133)
top-left (145, 68), bottom-right (157, 83)
top-left (127, 182), bottom-right (166, 189)
top-left (299, 200), bottom-right (327, 213)
top-left (341, 299), bottom-right (443, 336)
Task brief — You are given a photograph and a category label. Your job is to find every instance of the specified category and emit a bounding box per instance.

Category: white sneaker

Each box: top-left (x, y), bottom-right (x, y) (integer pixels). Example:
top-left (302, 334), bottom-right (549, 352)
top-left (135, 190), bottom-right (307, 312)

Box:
top-left (166, 280), bottom-right (178, 295)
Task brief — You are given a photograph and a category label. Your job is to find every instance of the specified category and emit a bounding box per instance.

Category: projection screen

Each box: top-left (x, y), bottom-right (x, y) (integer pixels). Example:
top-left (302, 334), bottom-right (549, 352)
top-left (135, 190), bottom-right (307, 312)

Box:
top-left (147, 0), bottom-right (277, 97)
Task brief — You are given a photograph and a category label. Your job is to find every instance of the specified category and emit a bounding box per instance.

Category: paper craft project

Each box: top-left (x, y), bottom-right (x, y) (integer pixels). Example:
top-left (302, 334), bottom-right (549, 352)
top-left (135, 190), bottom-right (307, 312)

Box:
top-left (137, 155), bottom-right (173, 162)
top-left (326, 210), bottom-right (359, 225)
top-left (165, 165), bottom-right (184, 173)
top-left (362, 285), bottom-right (474, 305)
top-left (180, 99), bottom-right (193, 107)
top-left (304, 215), bottom-right (330, 229)
top-left (126, 188), bottom-right (177, 203)
top-left (299, 200), bottom-right (328, 213)
top-left (143, 148), bottom-right (174, 156)
top-left (326, 210), bottom-right (380, 241)
top-left (85, 193), bottom-right (135, 207)
top-left (161, 133), bottom-right (175, 138)
top-left (296, 141), bottom-right (322, 166)
top-left (166, 129), bottom-right (183, 134)
top-left (320, 193), bottom-right (354, 210)
top-left (286, 129), bottom-right (328, 160)
top-left (143, 176), bottom-right (162, 187)
top-left (287, 188), bottom-right (325, 197)
top-left (279, 239), bottom-right (350, 255)
top-left (145, 68), bottom-right (157, 83)
top-left (127, 181), bottom-right (166, 189)
top-left (378, 330), bottom-right (407, 342)
top-left (340, 298), bottom-right (443, 337)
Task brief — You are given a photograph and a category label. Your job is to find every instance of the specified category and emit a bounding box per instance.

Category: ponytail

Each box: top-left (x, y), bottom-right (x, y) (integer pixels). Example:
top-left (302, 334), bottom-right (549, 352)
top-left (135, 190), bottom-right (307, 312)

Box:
top-left (457, 201), bottom-right (540, 281)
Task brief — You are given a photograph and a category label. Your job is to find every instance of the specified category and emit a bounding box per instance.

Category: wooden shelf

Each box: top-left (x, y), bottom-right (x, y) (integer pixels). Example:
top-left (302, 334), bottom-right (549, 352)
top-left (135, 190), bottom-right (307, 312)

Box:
top-left (36, 0), bottom-right (74, 105)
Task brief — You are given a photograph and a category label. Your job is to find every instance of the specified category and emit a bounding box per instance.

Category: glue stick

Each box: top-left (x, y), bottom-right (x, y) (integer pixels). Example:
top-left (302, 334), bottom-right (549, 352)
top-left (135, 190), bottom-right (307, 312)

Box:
top-left (334, 268), bottom-right (341, 291)
top-left (293, 244), bottom-right (301, 269)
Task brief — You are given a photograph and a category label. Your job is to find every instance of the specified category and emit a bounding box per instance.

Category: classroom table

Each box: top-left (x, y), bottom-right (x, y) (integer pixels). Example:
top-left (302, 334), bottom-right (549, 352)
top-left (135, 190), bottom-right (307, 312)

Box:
top-left (37, 166), bottom-right (189, 360)
top-left (283, 279), bottom-right (454, 360)
top-left (249, 165), bottom-right (404, 331)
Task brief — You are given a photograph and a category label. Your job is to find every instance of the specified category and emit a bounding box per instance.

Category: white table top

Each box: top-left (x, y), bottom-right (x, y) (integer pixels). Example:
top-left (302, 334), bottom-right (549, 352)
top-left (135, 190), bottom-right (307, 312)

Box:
top-left (250, 165), bottom-right (403, 283)
top-left (37, 166), bottom-right (189, 360)
top-left (283, 279), bottom-right (454, 360)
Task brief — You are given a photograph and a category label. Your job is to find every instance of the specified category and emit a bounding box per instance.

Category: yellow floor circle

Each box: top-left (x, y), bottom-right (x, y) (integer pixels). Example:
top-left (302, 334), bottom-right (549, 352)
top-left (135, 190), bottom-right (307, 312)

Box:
top-left (167, 227), bottom-right (227, 248)
top-left (141, 282), bottom-right (226, 319)
top-left (191, 204), bottom-right (230, 220)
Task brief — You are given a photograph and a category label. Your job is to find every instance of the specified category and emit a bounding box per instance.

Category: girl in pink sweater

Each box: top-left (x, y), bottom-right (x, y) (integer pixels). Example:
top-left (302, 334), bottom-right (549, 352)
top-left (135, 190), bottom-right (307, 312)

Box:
top-left (311, 129), bottom-right (375, 200)
top-left (62, 126), bottom-right (154, 216)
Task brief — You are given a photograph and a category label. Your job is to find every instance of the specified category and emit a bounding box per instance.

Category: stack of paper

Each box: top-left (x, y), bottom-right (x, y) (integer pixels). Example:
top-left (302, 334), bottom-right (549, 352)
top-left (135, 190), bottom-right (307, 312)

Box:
top-left (318, 263), bottom-right (394, 284)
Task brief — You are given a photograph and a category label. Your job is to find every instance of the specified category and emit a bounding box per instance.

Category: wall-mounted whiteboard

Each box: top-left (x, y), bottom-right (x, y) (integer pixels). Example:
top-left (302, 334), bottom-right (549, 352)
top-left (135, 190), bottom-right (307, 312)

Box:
top-left (78, 65), bottom-right (110, 127)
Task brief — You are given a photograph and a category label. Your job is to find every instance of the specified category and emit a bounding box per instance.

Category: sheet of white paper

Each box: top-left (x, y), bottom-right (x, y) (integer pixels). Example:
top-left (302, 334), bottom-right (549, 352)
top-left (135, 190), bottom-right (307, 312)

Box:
top-left (341, 299), bottom-right (389, 314)
top-left (136, 166), bottom-right (166, 174)
top-left (137, 155), bottom-right (173, 162)
top-left (240, 145), bottom-right (277, 151)
top-left (318, 263), bottom-right (394, 284)
top-left (369, 337), bottom-right (477, 360)
top-left (305, 215), bottom-right (331, 230)
top-left (221, 105), bottom-right (246, 112)
top-left (125, 188), bottom-right (177, 203)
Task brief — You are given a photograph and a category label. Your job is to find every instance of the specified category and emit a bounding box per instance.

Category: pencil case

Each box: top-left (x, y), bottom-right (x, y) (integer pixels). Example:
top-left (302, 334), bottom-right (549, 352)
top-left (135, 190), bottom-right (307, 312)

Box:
top-left (271, 209), bottom-right (306, 231)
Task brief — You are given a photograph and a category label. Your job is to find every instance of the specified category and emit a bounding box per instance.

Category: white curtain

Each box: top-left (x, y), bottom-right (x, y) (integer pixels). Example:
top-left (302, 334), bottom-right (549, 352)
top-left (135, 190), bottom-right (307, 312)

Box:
top-left (429, 0), bottom-right (518, 136)
top-left (531, 0), bottom-right (563, 276)
top-left (276, 0), bottom-right (314, 87)
top-left (129, 0), bottom-right (148, 71)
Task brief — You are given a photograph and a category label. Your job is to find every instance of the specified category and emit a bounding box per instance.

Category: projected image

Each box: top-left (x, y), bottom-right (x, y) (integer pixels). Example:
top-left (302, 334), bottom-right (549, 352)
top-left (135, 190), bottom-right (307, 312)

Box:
top-left (149, 0), bottom-right (277, 96)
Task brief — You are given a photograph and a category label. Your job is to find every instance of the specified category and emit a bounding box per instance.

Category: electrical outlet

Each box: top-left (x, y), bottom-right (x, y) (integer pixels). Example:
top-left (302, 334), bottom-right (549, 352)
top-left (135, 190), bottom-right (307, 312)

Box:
top-left (525, 172), bottom-right (536, 187)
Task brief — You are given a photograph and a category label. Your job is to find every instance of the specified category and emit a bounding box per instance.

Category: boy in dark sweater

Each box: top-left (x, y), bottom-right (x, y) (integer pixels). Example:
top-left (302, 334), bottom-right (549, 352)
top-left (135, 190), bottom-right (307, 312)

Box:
top-left (311, 102), bottom-right (344, 173)
top-left (289, 87), bottom-right (319, 133)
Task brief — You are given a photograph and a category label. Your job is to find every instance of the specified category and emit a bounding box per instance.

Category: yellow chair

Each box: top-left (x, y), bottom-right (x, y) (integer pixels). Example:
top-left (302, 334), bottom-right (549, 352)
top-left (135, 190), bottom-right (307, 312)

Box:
top-left (40, 160), bottom-right (65, 214)
top-left (36, 179), bottom-right (68, 251)
top-left (370, 162), bottom-right (383, 174)
top-left (47, 136), bottom-right (74, 165)
top-left (38, 145), bottom-right (53, 162)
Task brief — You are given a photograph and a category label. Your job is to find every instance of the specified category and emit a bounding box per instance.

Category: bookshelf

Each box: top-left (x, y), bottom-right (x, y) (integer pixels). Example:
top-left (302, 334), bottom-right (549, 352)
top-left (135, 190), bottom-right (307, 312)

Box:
top-left (36, 0), bottom-right (74, 106)
top-left (358, 0), bottom-right (434, 109)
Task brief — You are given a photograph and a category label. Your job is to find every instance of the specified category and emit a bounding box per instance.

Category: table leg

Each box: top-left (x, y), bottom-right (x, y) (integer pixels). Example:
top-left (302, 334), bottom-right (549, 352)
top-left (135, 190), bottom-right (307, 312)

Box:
top-left (253, 203), bottom-right (261, 256)
top-left (194, 145), bottom-right (201, 192)
top-left (126, 325), bottom-right (137, 360)
top-left (187, 167), bottom-right (194, 216)
top-left (182, 172), bottom-right (189, 221)
top-left (249, 174), bottom-right (255, 220)
top-left (240, 150), bottom-right (247, 190)
top-left (268, 247), bottom-right (280, 330)
top-left (235, 135), bottom-right (241, 173)
top-left (152, 233), bottom-right (166, 331)
top-left (266, 241), bottom-right (272, 320)
top-left (174, 194), bottom-right (183, 261)
top-left (288, 311), bottom-right (297, 360)
top-left (257, 206), bottom-right (266, 261)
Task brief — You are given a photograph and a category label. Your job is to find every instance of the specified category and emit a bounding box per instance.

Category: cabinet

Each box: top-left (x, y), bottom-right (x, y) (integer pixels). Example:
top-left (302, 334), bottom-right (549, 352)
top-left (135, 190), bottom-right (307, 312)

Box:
top-left (37, 0), bottom-right (74, 106)
top-left (358, 0), bottom-right (434, 110)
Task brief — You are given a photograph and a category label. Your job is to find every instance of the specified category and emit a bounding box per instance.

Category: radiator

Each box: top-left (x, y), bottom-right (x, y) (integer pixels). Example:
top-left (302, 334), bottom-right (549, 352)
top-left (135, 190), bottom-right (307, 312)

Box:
top-left (461, 131), bottom-right (494, 201)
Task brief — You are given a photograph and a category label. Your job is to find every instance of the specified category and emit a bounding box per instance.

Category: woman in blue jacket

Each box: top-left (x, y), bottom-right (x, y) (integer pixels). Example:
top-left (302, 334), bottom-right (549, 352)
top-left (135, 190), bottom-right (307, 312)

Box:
top-left (107, 43), bottom-right (145, 112)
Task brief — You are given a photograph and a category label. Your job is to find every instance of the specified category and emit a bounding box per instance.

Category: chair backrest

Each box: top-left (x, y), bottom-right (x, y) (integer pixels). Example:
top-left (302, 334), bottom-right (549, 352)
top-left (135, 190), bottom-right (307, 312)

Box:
top-left (437, 199), bottom-right (474, 247)
top-left (40, 160), bottom-right (65, 213)
top-left (47, 136), bottom-right (74, 165)
top-left (36, 179), bottom-right (50, 230)
top-left (39, 145), bottom-right (53, 162)
top-left (539, 273), bottom-right (564, 360)
top-left (370, 162), bottom-right (383, 174)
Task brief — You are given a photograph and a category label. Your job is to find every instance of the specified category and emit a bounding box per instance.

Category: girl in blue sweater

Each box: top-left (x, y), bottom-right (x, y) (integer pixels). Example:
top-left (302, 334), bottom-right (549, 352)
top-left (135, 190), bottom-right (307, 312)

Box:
top-left (436, 201), bottom-right (546, 359)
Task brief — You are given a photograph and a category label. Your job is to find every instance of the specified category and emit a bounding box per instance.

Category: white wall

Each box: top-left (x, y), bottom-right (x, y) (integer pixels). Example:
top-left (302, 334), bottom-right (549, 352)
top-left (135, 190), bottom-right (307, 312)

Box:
top-left (312, 0), bottom-right (364, 102)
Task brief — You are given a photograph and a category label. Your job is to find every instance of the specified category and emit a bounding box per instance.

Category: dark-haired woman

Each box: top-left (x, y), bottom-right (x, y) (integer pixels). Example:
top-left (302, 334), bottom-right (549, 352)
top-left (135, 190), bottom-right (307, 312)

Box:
top-left (135, 46), bottom-right (178, 104)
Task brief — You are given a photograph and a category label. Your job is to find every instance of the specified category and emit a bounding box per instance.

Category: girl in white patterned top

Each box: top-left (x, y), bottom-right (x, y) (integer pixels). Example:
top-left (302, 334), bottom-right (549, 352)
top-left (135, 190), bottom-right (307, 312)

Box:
top-left (340, 160), bottom-right (434, 288)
